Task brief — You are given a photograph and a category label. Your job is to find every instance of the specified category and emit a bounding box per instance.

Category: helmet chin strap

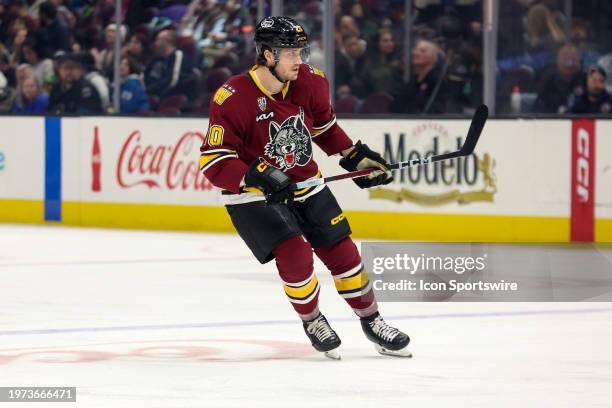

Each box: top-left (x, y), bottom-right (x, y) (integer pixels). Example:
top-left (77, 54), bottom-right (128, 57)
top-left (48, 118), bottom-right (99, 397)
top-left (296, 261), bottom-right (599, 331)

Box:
top-left (267, 60), bottom-right (288, 84)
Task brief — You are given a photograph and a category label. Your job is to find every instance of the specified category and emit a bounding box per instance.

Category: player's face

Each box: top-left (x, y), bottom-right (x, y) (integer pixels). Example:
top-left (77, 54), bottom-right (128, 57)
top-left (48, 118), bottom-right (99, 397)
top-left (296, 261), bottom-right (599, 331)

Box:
top-left (275, 48), bottom-right (305, 81)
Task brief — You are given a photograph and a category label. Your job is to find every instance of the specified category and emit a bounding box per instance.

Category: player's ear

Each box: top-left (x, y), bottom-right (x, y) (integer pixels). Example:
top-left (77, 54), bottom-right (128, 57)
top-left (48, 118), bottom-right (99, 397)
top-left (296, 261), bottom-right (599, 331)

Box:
top-left (264, 48), bottom-right (273, 64)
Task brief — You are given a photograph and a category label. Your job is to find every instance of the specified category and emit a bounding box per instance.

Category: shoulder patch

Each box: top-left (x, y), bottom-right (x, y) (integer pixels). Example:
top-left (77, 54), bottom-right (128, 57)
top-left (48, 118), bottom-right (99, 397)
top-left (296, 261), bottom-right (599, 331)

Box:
top-left (213, 84), bottom-right (236, 106)
top-left (308, 65), bottom-right (326, 78)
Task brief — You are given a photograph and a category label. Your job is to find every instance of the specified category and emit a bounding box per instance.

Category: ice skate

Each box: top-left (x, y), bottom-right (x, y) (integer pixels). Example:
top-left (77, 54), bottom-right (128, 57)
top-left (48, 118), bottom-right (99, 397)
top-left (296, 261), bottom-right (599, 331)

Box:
top-left (303, 313), bottom-right (342, 360)
top-left (361, 312), bottom-right (412, 358)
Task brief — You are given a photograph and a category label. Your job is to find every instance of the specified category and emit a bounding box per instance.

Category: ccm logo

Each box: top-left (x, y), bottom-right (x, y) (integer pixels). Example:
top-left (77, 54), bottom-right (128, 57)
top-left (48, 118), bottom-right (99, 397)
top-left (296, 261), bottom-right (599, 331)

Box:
top-left (256, 112), bottom-right (274, 122)
top-left (330, 213), bottom-right (345, 225)
top-left (576, 128), bottom-right (590, 203)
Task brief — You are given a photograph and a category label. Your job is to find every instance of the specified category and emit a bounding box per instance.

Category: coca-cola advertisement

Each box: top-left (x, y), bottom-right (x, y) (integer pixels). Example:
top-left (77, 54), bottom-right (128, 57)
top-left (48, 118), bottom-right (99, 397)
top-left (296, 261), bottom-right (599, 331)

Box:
top-left (76, 118), bottom-right (219, 205)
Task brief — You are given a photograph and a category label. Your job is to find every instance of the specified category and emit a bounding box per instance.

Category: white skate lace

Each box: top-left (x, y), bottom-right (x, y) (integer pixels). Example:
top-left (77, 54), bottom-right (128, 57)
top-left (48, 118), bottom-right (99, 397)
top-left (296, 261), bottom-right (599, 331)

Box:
top-left (307, 316), bottom-right (335, 342)
top-left (369, 316), bottom-right (400, 343)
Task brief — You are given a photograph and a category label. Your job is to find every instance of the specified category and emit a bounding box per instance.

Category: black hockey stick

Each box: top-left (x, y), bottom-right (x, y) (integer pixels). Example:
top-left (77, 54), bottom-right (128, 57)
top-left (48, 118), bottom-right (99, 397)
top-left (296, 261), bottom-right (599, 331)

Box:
top-left (295, 104), bottom-right (488, 190)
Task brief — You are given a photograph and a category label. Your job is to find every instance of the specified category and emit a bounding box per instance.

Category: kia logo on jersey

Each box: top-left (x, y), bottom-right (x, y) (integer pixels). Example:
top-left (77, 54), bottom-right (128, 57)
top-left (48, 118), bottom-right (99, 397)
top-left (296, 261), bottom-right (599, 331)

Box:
top-left (264, 108), bottom-right (313, 170)
top-left (256, 112), bottom-right (274, 122)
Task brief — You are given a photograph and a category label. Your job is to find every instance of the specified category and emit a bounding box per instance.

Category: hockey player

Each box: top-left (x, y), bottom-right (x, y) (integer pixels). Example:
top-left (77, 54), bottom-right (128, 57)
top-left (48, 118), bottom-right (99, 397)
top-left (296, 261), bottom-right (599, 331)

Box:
top-left (199, 16), bottom-right (410, 359)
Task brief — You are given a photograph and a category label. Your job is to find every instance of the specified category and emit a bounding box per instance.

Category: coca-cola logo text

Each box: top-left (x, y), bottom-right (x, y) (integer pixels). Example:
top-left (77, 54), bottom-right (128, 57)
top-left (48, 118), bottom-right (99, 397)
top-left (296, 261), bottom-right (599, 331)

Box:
top-left (117, 130), bottom-right (213, 191)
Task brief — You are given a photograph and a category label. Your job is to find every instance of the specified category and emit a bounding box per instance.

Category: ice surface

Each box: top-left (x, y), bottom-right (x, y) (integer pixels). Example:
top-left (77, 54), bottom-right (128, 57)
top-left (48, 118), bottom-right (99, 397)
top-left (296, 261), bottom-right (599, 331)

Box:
top-left (1, 225), bottom-right (611, 407)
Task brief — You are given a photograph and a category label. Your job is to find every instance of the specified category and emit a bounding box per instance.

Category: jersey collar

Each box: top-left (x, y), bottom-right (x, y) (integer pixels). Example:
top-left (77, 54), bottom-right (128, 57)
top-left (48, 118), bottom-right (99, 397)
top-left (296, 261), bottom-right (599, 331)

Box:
top-left (248, 65), bottom-right (291, 101)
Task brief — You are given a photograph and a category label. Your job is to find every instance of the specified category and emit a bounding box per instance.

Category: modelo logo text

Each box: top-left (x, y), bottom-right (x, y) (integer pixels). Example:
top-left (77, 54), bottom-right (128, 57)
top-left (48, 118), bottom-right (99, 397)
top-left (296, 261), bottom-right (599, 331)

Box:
top-left (384, 134), bottom-right (479, 185)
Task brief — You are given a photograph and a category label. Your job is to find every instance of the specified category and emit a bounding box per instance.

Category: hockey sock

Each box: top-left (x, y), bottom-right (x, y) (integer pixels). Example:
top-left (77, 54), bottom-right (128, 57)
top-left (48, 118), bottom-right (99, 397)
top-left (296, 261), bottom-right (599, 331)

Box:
top-left (273, 235), bottom-right (320, 321)
top-left (314, 237), bottom-right (378, 318)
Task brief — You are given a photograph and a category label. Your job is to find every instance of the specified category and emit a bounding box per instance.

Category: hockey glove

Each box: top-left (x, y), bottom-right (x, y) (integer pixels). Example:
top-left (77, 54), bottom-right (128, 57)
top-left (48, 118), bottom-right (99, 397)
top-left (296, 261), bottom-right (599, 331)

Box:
top-left (339, 141), bottom-right (393, 189)
top-left (245, 158), bottom-right (295, 205)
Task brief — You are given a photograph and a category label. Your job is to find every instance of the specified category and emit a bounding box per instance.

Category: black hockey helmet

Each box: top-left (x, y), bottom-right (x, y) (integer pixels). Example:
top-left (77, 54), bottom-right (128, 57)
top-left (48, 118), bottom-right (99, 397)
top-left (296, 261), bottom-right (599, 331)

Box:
top-left (254, 16), bottom-right (310, 64)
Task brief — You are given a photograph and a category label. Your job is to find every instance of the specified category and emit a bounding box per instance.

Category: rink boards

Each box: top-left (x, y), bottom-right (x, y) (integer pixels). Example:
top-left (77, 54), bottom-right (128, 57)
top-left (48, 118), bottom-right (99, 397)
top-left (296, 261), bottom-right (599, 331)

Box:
top-left (0, 116), bottom-right (610, 242)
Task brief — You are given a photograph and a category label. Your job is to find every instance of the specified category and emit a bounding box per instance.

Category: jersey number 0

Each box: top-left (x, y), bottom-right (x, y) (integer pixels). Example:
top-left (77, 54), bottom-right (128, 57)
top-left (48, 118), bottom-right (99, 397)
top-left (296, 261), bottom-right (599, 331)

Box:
top-left (208, 125), bottom-right (225, 146)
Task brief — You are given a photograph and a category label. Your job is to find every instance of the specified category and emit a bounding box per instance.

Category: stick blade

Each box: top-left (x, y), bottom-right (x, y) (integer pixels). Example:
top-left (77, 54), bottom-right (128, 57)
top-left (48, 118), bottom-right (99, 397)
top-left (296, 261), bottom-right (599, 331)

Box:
top-left (460, 104), bottom-right (488, 155)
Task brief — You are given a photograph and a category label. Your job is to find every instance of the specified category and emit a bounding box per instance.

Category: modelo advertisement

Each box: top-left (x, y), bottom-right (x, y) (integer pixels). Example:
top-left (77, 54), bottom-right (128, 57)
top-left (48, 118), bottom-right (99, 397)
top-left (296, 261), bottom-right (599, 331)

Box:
top-left (315, 119), bottom-right (571, 218)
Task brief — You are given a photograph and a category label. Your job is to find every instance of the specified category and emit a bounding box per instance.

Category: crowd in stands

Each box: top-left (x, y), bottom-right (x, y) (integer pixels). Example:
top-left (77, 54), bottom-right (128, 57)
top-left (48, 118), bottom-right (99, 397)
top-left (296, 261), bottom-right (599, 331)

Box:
top-left (0, 0), bottom-right (610, 116)
top-left (495, 0), bottom-right (612, 114)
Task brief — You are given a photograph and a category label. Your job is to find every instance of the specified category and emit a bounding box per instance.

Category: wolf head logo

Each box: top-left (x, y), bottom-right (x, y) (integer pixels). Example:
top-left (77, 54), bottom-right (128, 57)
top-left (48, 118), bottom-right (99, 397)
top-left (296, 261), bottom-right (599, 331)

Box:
top-left (264, 109), bottom-right (312, 169)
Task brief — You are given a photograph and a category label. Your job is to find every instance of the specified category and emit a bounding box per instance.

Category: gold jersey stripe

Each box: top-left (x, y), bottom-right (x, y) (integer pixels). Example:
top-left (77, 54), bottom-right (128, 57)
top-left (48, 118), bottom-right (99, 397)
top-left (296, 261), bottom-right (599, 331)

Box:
top-left (312, 116), bottom-right (337, 137)
top-left (284, 275), bottom-right (319, 300)
top-left (334, 268), bottom-right (369, 293)
top-left (338, 280), bottom-right (373, 299)
top-left (199, 152), bottom-right (237, 172)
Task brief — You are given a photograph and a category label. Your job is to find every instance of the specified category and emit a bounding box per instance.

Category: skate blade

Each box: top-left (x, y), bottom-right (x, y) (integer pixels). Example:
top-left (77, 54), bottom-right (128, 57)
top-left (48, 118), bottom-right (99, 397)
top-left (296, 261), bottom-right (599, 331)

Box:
top-left (374, 344), bottom-right (412, 358)
top-left (323, 348), bottom-right (341, 360)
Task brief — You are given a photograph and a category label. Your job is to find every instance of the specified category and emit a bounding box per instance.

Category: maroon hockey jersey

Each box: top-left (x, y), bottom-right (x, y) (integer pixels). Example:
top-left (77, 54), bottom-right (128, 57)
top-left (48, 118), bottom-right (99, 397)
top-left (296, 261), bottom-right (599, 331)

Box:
top-left (199, 64), bottom-right (353, 195)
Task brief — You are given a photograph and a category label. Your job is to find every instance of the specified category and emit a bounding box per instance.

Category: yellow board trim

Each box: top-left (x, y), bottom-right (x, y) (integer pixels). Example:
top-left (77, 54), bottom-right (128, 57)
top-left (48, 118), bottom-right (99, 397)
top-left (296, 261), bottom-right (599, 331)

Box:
top-left (62, 201), bottom-right (235, 232)
top-left (0, 199), bottom-right (44, 224)
top-left (596, 219), bottom-right (612, 242)
top-left (4, 199), bottom-right (611, 243)
top-left (345, 211), bottom-right (571, 242)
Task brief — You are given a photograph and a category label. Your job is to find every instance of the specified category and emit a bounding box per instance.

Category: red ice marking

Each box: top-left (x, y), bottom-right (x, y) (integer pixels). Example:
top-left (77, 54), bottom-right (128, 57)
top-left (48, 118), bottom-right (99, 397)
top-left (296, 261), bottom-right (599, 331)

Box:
top-left (3, 350), bottom-right (116, 364)
top-left (570, 120), bottom-right (595, 242)
top-left (0, 339), bottom-right (316, 365)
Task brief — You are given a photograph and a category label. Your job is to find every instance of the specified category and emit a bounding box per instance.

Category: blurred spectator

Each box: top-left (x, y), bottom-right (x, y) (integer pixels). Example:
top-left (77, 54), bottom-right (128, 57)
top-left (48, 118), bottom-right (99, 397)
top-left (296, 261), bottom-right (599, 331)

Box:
top-left (125, 32), bottom-right (151, 75)
top-left (48, 53), bottom-right (103, 114)
top-left (159, 2), bottom-right (189, 24)
top-left (362, 29), bottom-right (403, 97)
top-left (337, 15), bottom-right (360, 39)
top-left (181, 0), bottom-right (227, 49)
top-left (0, 47), bottom-right (16, 88)
top-left (217, 0), bottom-right (252, 56)
top-left (117, 56), bottom-right (150, 114)
top-left (96, 23), bottom-right (128, 79)
top-left (335, 34), bottom-right (367, 98)
top-left (391, 39), bottom-right (448, 114)
top-left (533, 43), bottom-right (583, 113)
top-left (348, 2), bottom-right (377, 43)
top-left (442, 17), bottom-right (483, 114)
top-left (20, 37), bottom-right (55, 90)
top-left (78, 52), bottom-right (110, 112)
top-left (53, 0), bottom-right (76, 28)
top-left (0, 70), bottom-right (16, 112)
top-left (15, 63), bottom-right (35, 87)
top-left (8, 19), bottom-right (30, 62)
top-left (145, 28), bottom-right (193, 100)
top-left (497, 0), bottom-right (528, 60)
top-left (525, 3), bottom-right (566, 54)
top-left (37, 1), bottom-right (71, 58)
top-left (570, 65), bottom-right (612, 114)
top-left (571, 17), bottom-right (600, 70)
top-left (198, 1), bottom-right (249, 67)
top-left (12, 75), bottom-right (49, 114)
